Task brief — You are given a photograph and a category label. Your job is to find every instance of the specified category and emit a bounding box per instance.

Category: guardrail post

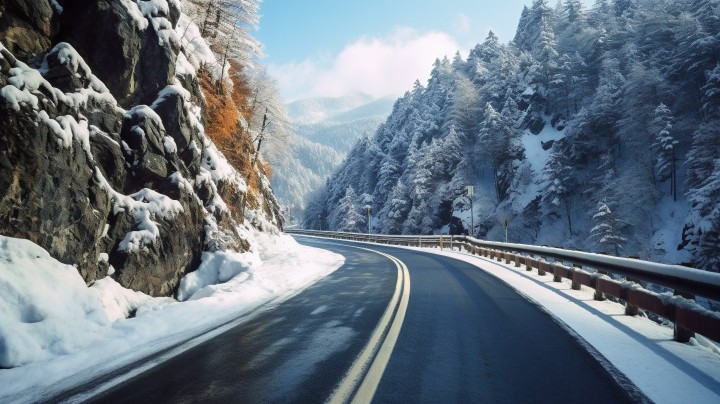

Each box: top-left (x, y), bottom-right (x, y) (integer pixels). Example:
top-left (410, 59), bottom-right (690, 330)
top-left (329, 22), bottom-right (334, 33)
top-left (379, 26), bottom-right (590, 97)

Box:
top-left (505, 252), bottom-right (511, 265)
top-left (526, 255), bottom-right (533, 272)
top-left (538, 259), bottom-right (547, 276)
top-left (571, 264), bottom-right (582, 290)
top-left (673, 290), bottom-right (696, 343)
top-left (514, 254), bottom-right (521, 268)
top-left (623, 283), bottom-right (640, 316)
top-left (553, 263), bottom-right (564, 282)
top-left (593, 273), bottom-right (606, 301)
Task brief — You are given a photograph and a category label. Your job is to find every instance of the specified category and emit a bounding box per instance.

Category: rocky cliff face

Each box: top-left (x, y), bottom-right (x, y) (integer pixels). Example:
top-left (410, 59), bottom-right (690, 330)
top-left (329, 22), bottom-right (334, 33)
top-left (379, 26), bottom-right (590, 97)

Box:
top-left (0, 0), bottom-right (281, 296)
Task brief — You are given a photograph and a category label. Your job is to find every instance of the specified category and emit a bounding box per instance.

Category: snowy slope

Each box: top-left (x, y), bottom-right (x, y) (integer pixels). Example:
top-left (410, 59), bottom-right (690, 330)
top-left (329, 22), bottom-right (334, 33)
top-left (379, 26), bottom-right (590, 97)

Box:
top-left (0, 234), bottom-right (344, 402)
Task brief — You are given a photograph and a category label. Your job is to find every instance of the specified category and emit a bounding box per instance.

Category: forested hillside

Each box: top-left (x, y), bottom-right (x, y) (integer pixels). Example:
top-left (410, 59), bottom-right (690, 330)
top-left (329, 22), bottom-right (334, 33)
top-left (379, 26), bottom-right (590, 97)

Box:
top-left (307, 0), bottom-right (720, 270)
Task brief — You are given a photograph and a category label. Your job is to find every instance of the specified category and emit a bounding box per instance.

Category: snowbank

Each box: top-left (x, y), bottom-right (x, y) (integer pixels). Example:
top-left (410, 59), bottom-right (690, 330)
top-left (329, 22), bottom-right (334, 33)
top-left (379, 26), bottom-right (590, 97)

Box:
top-left (0, 233), bottom-right (344, 402)
top-left (0, 237), bottom-right (110, 368)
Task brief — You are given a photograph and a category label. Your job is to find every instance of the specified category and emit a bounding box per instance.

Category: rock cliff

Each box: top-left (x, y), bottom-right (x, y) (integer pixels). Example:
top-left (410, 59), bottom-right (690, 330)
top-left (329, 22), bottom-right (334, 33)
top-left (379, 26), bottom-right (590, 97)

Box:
top-left (0, 0), bottom-right (281, 296)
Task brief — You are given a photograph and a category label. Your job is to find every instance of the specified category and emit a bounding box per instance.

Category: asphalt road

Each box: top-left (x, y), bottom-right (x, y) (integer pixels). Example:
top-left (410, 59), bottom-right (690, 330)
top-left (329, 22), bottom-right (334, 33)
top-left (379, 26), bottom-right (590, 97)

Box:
top-left (81, 236), bottom-right (641, 403)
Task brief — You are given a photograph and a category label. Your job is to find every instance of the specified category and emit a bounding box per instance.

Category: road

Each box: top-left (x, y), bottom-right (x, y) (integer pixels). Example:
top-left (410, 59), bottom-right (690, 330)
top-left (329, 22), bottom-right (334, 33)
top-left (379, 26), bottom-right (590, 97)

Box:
top-left (79, 236), bottom-right (642, 403)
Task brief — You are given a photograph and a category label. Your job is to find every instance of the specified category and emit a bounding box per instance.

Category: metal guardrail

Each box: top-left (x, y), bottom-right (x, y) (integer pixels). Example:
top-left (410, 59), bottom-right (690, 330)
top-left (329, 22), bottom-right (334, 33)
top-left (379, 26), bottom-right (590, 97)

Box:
top-left (287, 229), bottom-right (720, 343)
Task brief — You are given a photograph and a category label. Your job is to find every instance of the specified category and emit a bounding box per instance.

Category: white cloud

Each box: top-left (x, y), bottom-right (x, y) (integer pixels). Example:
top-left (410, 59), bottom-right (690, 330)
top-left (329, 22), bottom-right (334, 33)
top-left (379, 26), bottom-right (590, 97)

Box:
top-left (268, 28), bottom-right (460, 102)
top-left (456, 13), bottom-right (472, 35)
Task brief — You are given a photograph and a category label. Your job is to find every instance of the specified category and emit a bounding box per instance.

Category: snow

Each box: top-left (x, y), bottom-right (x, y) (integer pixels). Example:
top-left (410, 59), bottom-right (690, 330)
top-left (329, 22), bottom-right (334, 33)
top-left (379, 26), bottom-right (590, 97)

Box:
top-left (175, 13), bottom-right (227, 80)
top-left (51, 43), bottom-right (110, 95)
top-left (0, 85), bottom-right (39, 111)
top-left (126, 105), bottom-right (165, 133)
top-left (177, 250), bottom-right (259, 301)
top-left (521, 118), bottom-right (563, 180)
top-left (175, 51), bottom-right (196, 76)
top-left (163, 136), bottom-right (177, 154)
top-left (0, 237), bottom-right (110, 368)
top-left (120, 0), bottom-right (149, 30)
top-left (93, 168), bottom-right (184, 253)
top-left (89, 277), bottom-right (154, 322)
top-left (55, 115), bottom-right (93, 160)
top-left (0, 233), bottom-right (344, 402)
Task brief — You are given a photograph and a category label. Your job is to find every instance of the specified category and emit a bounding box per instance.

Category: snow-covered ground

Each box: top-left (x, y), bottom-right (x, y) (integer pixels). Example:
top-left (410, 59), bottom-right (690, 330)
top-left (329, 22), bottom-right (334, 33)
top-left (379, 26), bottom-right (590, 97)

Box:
top-left (0, 233), bottom-right (344, 403)
top-left (396, 243), bottom-right (720, 404)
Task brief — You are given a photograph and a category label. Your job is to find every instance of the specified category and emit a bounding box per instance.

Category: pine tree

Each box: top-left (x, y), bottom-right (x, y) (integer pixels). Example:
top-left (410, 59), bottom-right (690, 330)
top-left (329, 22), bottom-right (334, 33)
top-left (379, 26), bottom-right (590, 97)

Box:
top-left (685, 157), bottom-right (720, 271)
top-left (543, 149), bottom-right (577, 234)
top-left (332, 186), bottom-right (365, 233)
top-left (381, 181), bottom-right (411, 234)
top-left (589, 199), bottom-right (627, 255)
top-left (651, 103), bottom-right (678, 200)
top-left (564, 0), bottom-right (585, 24)
top-left (537, 15), bottom-right (559, 90)
top-left (687, 64), bottom-right (720, 191)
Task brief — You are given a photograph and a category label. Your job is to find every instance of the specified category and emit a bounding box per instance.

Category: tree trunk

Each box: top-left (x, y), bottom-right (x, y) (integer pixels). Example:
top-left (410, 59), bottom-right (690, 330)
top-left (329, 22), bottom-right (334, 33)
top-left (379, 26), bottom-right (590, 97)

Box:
top-left (671, 149), bottom-right (677, 202)
top-left (565, 200), bottom-right (573, 235)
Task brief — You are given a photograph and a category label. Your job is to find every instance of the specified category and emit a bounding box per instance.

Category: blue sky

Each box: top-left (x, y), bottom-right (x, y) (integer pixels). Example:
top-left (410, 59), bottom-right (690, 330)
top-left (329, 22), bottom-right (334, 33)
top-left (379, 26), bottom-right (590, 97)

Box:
top-left (255, 1), bottom-right (595, 101)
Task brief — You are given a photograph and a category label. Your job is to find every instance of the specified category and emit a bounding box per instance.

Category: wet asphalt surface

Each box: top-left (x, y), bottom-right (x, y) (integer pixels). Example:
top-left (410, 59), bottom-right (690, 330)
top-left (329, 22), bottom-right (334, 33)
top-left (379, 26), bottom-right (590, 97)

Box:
top-left (83, 236), bottom-right (640, 403)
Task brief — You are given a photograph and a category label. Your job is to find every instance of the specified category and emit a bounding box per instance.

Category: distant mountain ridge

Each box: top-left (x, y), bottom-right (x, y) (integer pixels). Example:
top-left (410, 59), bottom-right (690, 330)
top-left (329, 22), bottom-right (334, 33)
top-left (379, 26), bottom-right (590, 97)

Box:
top-left (269, 93), bottom-right (394, 221)
top-left (288, 93), bottom-right (377, 124)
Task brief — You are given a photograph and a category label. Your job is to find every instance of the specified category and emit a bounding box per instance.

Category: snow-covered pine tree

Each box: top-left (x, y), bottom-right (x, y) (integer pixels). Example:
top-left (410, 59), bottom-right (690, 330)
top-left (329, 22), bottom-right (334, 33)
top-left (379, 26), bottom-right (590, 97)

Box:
top-left (332, 186), bottom-right (366, 233)
top-left (651, 103), bottom-right (678, 200)
top-left (381, 181), bottom-right (411, 234)
top-left (685, 158), bottom-right (720, 271)
top-left (589, 199), bottom-right (627, 255)
top-left (542, 149), bottom-right (577, 234)
top-left (687, 64), bottom-right (720, 192)
top-left (537, 11), bottom-right (559, 90)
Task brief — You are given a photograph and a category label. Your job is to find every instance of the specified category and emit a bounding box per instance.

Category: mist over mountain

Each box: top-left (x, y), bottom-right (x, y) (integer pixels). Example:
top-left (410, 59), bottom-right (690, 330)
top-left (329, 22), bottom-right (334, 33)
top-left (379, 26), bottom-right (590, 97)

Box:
top-left (270, 93), bottom-right (394, 221)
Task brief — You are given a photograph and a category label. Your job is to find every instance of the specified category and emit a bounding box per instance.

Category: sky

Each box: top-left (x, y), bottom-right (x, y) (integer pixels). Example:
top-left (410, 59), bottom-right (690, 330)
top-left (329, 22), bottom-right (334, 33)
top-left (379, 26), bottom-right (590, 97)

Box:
top-left (255, 0), bottom-right (595, 102)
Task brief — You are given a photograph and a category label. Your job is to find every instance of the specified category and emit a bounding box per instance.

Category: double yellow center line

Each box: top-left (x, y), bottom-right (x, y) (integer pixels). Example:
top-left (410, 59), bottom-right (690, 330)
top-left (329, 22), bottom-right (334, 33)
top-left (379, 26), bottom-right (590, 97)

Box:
top-left (328, 247), bottom-right (411, 404)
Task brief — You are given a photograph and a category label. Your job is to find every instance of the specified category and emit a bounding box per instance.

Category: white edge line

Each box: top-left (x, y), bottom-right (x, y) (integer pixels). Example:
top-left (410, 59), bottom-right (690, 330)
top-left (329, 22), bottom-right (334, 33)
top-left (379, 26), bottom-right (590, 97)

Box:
top-left (61, 293), bottom-right (301, 403)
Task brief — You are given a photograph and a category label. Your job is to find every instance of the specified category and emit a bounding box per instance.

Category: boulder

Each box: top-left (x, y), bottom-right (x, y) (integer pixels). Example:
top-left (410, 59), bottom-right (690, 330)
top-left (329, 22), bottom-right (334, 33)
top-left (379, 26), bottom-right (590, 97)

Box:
top-left (108, 184), bottom-right (205, 296)
top-left (0, 0), bottom-right (56, 60)
top-left (152, 87), bottom-right (203, 176)
top-left (57, 1), bottom-right (144, 107)
top-left (0, 100), bottom-right (111, 284)
top-left (56, 0), bottom-right (180, 108)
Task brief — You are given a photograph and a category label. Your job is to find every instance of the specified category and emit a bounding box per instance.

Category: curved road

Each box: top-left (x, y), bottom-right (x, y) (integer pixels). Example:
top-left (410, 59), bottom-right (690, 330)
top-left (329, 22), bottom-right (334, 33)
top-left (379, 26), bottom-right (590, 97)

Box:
top-left (78, 236), bottom-right (641, 403)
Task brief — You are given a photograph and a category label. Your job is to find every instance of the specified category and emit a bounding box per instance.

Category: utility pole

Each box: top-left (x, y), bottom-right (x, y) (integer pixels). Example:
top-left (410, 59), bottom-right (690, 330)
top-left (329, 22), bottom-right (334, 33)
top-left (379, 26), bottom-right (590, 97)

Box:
top-left (467, 185), bottom-right (474, 237)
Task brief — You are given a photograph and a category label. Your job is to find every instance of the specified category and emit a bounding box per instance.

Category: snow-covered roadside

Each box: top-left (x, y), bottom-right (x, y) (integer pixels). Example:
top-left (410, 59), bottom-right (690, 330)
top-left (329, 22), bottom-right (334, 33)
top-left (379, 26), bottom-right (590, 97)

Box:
top-left (0, 233), bottom-right (344, 403)
top-left (390, 243), bottom-right (720, 404)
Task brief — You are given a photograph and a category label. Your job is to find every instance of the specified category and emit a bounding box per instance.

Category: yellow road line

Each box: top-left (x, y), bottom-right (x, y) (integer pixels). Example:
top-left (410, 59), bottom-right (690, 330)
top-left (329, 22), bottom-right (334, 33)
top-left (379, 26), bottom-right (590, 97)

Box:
top-left (327, 247), bottom-right (411, 404)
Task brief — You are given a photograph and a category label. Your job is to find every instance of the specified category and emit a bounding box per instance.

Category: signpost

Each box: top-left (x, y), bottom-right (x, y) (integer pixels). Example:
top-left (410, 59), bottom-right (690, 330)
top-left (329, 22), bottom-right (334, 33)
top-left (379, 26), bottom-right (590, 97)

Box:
top-left (366, 206), bottom-right (372, 234)
top-left (504, 217), bottom-right (508, 243)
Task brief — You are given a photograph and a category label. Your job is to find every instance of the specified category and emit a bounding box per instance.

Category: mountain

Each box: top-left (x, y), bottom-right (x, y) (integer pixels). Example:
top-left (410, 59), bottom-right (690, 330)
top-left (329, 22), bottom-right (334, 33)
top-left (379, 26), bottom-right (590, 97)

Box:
top-left (308, 0), bottom-right (720, 270)
top-left (269, 93), bottom-right (394, 221)
top-left (287, 92), bottom-right (377, 125)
